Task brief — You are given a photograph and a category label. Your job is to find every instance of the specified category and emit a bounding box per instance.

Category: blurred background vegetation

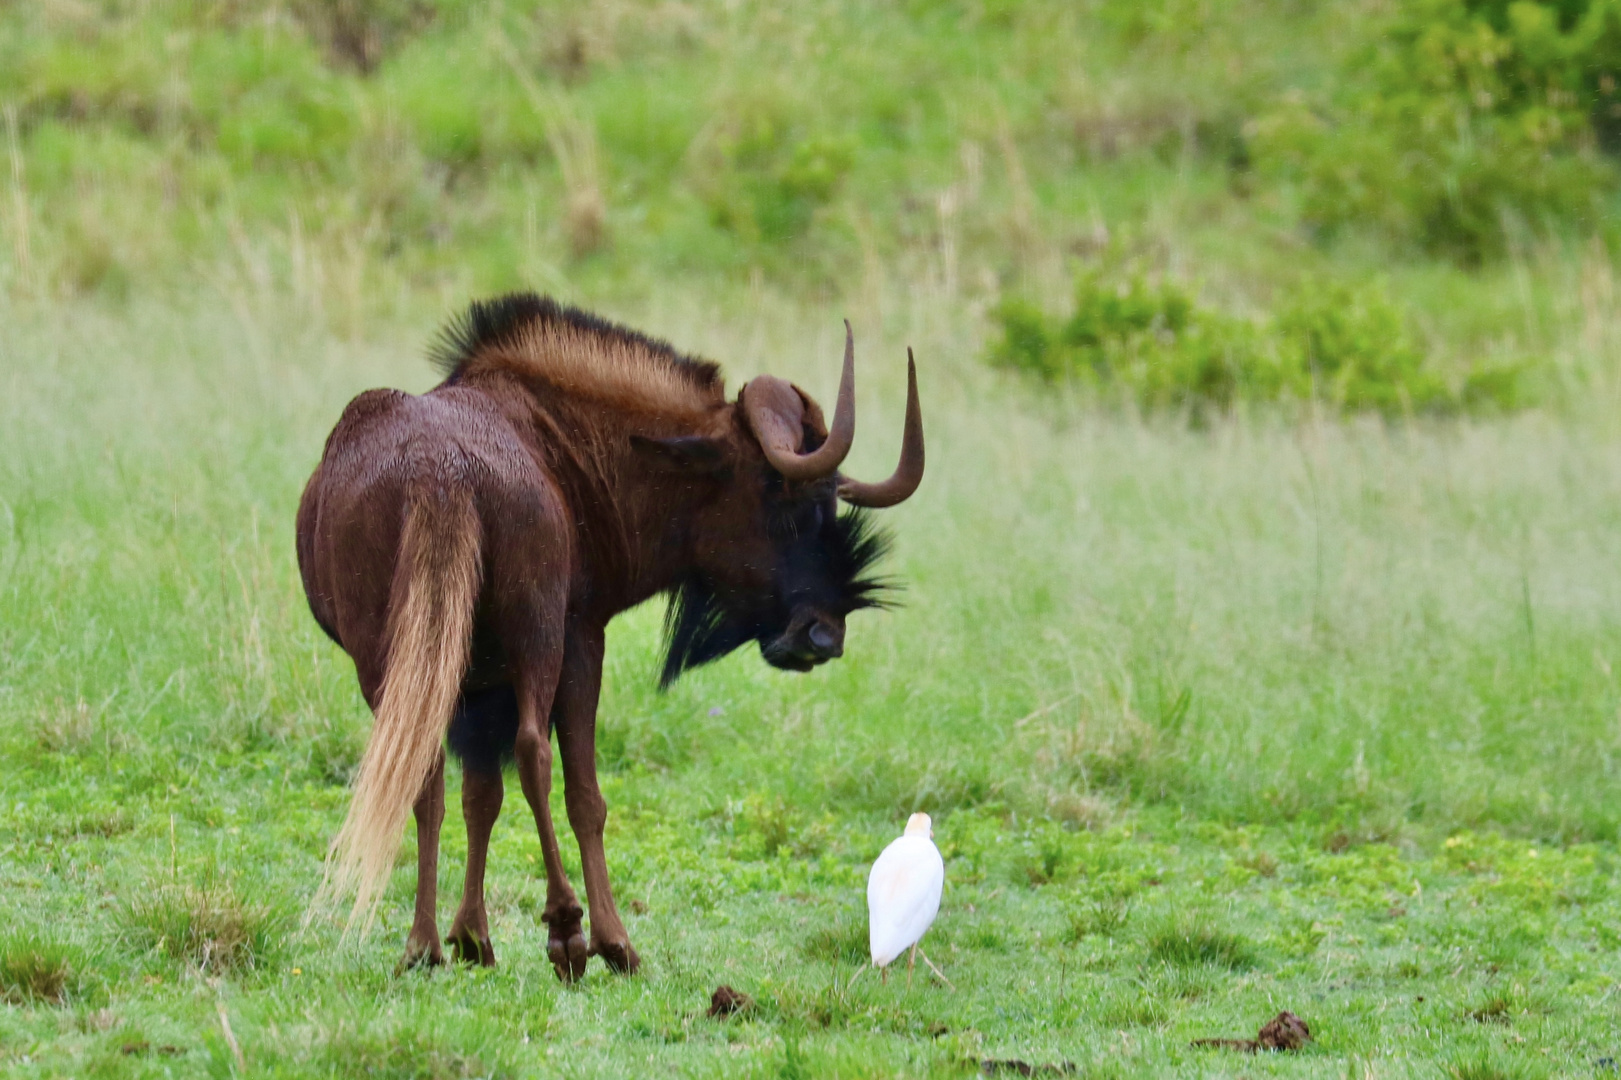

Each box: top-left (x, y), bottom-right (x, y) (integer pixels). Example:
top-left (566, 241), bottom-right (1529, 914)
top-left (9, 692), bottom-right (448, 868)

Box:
top-left (8, 0), bottom-right (1621, 416)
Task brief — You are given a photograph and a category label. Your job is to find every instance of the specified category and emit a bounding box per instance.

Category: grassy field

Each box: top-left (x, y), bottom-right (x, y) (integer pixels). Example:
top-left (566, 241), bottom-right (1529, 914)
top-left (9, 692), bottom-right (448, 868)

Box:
top-left (8, 0), bottom-right (1621, 1077)
top-left (3, 287), bottom-right (1621, 1077)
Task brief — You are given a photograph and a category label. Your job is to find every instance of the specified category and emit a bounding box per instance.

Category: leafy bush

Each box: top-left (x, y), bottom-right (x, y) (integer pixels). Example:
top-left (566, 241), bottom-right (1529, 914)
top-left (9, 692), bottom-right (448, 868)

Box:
top-left (988, 274), bottom-right (1283, 414)
top-left (1252, 0), bottom-right (1621, 262)
top-left (1275, 279), bottom-right (1451, 412)
top-left (988, 273), bottom-right (1527, 415)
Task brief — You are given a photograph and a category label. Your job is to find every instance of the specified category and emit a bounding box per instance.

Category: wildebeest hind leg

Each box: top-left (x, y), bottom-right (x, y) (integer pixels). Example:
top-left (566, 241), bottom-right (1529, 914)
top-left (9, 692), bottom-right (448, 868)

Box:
top-left (506, 635), bottom-right (585, 981)
top-left (446, 766), bottom-right (502, 966)
top-left (397, 751), bottom-right (447, 972)
top-left (508, 674), bottom-right (586, 972)
top-left (555, 626), bottom-right (639, 975)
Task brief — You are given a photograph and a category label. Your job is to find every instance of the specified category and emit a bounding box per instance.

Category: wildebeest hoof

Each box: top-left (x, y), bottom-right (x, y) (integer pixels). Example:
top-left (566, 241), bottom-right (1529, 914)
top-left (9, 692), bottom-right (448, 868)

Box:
top-left (592, 937), bottom-right (640, 975)
top-left (547, 930), bottom-right (589, 982)
top-left (395, 934), bottom-right (445, 975)
top-left (445, 927), bottom-right (496, 967)
top-left (543, 904), bottom-right (588, 982)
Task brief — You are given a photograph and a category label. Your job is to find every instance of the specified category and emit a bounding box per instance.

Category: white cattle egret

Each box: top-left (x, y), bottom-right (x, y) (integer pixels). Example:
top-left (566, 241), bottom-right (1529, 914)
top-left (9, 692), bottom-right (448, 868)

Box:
top-left (861, 812), bottom-right (951, 988)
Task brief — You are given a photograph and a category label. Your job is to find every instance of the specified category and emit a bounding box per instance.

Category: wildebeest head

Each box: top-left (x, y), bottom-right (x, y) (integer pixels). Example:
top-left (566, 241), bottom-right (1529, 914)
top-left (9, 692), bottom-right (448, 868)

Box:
top-left (643, 323), bottom-right (924, 687)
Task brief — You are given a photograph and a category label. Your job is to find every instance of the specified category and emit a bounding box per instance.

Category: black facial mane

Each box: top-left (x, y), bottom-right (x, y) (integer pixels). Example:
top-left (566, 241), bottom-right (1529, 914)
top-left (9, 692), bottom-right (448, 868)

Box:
top-left (659, 509), bottom-right (894, 688)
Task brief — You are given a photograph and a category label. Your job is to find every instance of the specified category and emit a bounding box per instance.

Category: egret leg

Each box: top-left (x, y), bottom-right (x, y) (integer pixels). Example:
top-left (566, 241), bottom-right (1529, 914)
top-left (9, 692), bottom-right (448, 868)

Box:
top-left (918, 948), bottom-right (955, 990)
top-left (906, 944), bottom-right (916, 991)
top-left (881, 964), bottom-right (888, 985)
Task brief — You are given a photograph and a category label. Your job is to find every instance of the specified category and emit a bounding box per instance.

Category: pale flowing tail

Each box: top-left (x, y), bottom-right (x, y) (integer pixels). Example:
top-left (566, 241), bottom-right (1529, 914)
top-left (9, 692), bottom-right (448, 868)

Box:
top-left (315, 488), bottom-right (481, 936)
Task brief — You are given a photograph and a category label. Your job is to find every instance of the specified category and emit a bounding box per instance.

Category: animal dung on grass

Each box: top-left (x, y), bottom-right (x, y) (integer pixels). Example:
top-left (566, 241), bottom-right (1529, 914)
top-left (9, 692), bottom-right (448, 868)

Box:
top-left (707, 985), bottom-right (754, 1018)
top-left (1191, 1010), bottom-right (1312, 1052)
top-left (867, 812), bottom-right (945, 977)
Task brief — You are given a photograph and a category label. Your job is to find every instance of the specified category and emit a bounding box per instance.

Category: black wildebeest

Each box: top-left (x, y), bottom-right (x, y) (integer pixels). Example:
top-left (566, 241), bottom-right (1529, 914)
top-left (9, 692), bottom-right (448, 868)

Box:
top-left (296, 295), bottom-right (923, 979)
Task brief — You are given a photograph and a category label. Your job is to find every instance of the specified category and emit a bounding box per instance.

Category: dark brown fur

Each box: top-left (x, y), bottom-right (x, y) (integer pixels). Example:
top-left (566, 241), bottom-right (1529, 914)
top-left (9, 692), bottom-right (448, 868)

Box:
top-left (297, 295), bottom-right (892, 977)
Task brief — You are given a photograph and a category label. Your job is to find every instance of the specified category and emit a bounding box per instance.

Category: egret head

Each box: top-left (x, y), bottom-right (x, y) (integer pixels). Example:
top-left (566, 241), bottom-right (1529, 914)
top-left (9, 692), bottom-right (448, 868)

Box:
top-left (904, 812), bottom-right (932, 838)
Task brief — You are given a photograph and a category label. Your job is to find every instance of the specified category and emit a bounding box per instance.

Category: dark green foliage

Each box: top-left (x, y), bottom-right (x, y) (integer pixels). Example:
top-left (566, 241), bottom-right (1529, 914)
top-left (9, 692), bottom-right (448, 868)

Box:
top-left (1275, 278), bottom-right (1450, 412)
top-left (989, 273), bottom-right (1528, 415)
top-left (987, 274), bottom-right (1281, 415)
top-left (1253, 0), bottom-right (1621, 263)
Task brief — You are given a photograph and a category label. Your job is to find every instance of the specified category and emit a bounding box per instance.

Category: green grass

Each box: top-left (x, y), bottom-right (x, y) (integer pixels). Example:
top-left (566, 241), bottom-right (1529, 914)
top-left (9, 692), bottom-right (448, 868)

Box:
top-left (7, 1), bottom-right (1621, 1076)
top-left (4, 288), bottom-right (1621, 1075)
top-left (0, 934), bottom-right (80, 1006)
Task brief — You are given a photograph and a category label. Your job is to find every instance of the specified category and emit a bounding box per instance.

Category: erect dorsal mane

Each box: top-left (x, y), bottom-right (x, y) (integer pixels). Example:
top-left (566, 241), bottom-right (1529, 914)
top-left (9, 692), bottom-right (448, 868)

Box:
top-left (429, 292), bottom-right (723, 396)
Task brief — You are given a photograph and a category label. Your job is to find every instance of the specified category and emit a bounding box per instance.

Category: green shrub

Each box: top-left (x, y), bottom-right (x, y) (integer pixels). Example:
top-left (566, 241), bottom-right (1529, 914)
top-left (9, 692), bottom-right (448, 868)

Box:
top-left (988, 274), bottom-right (1282, 415)
top-left (1252, 0), bottom-right (1621, 263)
top-left (988, 273), bottom-right (1529, 415)
top-left (1275, 279), bottom-right (1450, 412)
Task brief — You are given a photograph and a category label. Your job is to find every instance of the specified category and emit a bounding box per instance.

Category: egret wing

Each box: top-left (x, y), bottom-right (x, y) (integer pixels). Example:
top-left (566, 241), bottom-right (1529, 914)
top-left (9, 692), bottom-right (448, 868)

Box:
top-left (867, 836), bottom-right (944, 966)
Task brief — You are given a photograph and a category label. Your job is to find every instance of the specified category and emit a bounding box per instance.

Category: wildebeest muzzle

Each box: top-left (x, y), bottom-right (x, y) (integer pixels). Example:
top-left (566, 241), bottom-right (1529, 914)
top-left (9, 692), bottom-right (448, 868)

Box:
top-left (761, 609), bottom-right (846, 671)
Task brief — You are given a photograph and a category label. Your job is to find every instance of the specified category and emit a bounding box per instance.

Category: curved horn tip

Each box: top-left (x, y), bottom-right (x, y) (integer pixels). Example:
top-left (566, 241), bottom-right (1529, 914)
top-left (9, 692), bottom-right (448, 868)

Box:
top-left (836, 345), bottom-right (924, 509)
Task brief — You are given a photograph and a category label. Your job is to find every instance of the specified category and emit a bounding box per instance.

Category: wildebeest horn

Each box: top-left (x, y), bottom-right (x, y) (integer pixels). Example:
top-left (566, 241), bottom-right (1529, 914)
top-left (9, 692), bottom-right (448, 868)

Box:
top-left (742, 320), bottom-right (856, 481)
top-left (837, 349), bottom-right (924, 509)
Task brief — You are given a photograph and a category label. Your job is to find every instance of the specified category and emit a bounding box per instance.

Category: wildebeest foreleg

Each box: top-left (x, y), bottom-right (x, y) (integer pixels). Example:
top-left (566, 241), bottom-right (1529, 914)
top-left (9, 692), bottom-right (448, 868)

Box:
top-left (397, 751), bottom-right (447, 972)
top-left (556, 627), bottom-right (640, 974)
top-left (445, 766), bottom-right (502, 966)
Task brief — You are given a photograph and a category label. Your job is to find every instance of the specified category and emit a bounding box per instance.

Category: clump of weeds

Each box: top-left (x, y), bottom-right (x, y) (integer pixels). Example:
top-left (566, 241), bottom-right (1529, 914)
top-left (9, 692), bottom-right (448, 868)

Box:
top-left (0, 932), bottom-right (82, 1004)
top-left (125, 873), bottom-right (280, 973)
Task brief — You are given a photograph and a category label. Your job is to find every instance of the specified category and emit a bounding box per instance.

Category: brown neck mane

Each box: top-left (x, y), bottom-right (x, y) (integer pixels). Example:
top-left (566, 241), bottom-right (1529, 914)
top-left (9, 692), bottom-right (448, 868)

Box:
top-left (432, 295), bottom-right (732, 615)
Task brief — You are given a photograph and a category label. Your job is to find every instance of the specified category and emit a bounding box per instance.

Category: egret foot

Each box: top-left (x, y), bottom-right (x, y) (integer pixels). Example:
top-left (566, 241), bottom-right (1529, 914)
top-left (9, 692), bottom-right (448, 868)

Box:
top-left (543, 903), bottom-right (589, 982)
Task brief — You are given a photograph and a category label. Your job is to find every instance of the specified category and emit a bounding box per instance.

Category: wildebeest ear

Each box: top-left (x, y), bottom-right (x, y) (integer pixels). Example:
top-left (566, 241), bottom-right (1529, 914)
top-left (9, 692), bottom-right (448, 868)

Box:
top-left (630, 434), bottom-right (729, 473)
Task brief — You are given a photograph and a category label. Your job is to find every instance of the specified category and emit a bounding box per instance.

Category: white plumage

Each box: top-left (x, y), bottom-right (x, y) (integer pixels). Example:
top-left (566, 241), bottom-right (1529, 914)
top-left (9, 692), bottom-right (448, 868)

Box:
top-left (867, 812), bottom-right (944, 969)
